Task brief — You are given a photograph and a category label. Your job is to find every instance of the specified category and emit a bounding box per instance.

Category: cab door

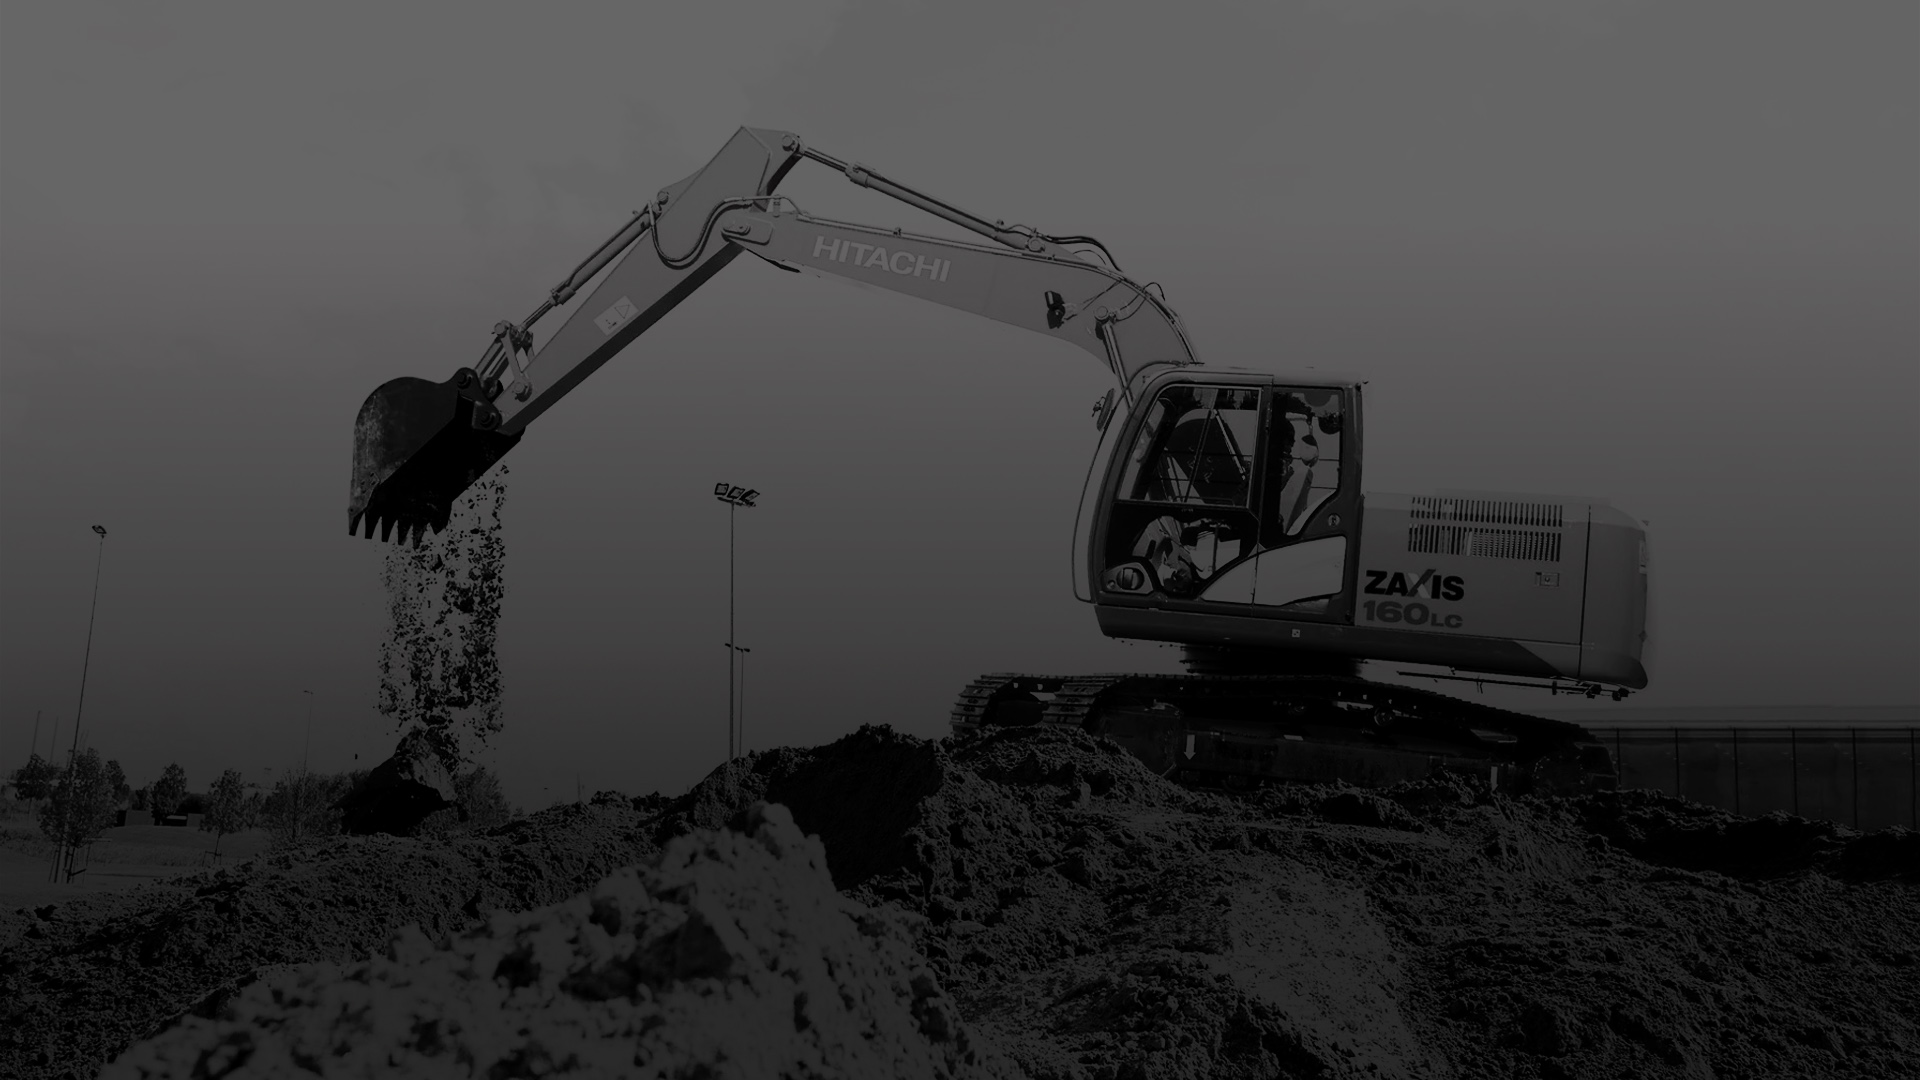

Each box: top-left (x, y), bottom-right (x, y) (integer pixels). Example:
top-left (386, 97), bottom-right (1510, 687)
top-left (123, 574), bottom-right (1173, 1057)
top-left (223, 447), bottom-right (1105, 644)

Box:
top-left (1236, 384), bottom-right (1362, 622)
top-left (1095, 378), bottom-right (1362, 624)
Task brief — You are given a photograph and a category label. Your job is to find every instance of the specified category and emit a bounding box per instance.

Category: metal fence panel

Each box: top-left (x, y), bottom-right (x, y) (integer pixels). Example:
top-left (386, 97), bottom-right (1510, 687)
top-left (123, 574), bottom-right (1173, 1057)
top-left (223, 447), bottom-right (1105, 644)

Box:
top-left (1734, 733), bottom-right (1799, 818)
top-left (1674, 732), bottom-right (1738, 810)
top-left (1591, 727), bottom-right (1918, 831)
top-left (1855, 731), bottom-right (1916, 831)
top-left (1610, 731), bottom-right (1677, 795)
top-left (1792, 733), bottom-right (1853, 826)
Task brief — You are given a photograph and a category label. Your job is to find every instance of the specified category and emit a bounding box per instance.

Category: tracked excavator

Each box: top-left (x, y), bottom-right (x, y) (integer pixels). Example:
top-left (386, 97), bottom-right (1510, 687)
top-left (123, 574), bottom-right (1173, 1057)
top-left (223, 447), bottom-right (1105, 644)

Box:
top-left (349, 128), bottom-right (1647, 795)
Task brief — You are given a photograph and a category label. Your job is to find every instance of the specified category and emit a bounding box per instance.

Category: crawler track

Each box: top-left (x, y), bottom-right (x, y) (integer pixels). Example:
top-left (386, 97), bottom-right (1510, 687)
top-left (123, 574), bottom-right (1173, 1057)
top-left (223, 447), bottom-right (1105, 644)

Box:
top-left (952, 672), bottom-right (1615, 795)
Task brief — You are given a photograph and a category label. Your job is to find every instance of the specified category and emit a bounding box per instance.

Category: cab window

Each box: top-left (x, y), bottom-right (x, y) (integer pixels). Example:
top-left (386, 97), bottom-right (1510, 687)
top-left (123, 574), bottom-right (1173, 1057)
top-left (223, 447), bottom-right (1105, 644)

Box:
top-left (1270, 389), bottom-right (1342, 535)
top-left (1118, 385), bottom-right (1261, 507)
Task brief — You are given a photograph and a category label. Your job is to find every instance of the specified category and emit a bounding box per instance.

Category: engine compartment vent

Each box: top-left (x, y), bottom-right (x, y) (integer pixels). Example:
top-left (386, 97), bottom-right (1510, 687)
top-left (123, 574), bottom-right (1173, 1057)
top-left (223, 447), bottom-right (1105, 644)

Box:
top-left (1410, 496), bottom-right (1564, 529)
top-left (1408, 524), bottom-right (1563, 562)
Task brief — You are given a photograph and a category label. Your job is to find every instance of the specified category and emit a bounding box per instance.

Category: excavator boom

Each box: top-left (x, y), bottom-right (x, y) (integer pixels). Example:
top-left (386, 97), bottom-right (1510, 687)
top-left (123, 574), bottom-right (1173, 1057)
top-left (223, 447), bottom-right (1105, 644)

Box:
top-left (349, 127), bottom-right (1197, 543)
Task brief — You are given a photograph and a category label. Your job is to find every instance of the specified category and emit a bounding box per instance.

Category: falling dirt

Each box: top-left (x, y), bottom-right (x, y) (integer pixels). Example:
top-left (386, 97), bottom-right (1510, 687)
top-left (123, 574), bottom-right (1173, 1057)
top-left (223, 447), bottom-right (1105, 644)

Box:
top-left (5, 724), bottom-right (1917, 1079)
top-left (376, 468), bottom-right (509, 769)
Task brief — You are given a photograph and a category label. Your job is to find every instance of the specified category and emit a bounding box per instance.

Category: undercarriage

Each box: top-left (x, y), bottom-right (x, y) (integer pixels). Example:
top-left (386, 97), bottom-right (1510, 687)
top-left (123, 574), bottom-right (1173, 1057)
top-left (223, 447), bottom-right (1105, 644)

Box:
top-left (951, 651), bottom-right (1616, 796)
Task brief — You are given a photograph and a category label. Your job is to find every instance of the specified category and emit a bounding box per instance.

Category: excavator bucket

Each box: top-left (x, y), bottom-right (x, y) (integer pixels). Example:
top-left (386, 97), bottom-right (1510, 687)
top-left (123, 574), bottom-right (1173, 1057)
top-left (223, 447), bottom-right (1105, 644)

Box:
top-left (349, 368), bottom-right (521, 546)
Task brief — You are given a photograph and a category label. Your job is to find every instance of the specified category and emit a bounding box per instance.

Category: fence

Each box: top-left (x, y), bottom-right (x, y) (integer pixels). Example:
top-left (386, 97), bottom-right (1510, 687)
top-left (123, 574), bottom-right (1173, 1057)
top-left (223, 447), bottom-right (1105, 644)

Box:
top-left (1591, 727), bottom-right (1920, 831)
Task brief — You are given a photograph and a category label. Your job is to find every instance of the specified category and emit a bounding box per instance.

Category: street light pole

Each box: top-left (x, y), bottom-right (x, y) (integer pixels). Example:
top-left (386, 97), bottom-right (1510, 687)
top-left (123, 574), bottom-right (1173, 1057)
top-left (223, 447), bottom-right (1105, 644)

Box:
top-left (713, 483), bottom-right (759, 761)
top-left (300, 690), bottom-right (316, 773)
top-left (51, 524), bottom-right (108, 884)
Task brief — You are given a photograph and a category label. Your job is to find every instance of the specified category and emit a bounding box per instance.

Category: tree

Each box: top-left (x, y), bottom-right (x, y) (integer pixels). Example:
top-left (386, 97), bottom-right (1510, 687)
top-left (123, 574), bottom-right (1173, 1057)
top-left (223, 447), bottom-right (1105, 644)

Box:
top-left (130, 785), bottom-right (150, 811)
top-left (261, 766), bottom-right (346, 850)
top-left (38, 749), bottom-right (119, 869)
top-left (416, 765), bottom-right (519, 837)
top-left (151, 763), bottom-right (188, 819)
top-left (105, 759), bottom-right (130, 806)
top-left (10, 754), bottom-right (56, 801)
top-left (458, 766), bottom-right (515, 830)
top-left (199, 769), bottom-right (249, 859)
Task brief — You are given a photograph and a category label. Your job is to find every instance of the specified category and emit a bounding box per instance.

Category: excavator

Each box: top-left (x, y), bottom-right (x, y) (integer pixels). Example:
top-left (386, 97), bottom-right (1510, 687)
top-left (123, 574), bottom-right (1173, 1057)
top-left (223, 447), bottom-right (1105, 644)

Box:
top-left (348, 127), bottom-right (1647, 795)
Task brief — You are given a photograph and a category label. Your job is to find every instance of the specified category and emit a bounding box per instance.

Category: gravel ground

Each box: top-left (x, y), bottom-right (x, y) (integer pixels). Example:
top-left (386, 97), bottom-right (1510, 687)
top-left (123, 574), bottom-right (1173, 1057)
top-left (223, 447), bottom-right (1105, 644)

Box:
top-left (4, 723), bottom-right (1916, 1079)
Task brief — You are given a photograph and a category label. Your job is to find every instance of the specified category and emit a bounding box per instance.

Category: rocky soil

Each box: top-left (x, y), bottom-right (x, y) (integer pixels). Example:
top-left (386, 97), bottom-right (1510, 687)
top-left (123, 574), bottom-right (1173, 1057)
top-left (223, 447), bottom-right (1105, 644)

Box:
top-left (4, 723), bottom-right (1916, 1079)
top-left (1, 801), bottom-right (659, 1078)
top-left (102, 803), bottom-right (1012, 1080)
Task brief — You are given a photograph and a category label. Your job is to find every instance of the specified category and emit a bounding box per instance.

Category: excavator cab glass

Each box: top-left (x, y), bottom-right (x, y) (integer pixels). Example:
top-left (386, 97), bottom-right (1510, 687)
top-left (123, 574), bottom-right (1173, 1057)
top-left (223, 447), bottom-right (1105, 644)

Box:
top-left (1102, 383), bottom-right (1265, 599)
top-left (1094, 377), bottom-right (1360, 621)
top-left (1271, 390), bottom-right (1343, 537)
top-left (1118, 386), bottom-right (1261, 506)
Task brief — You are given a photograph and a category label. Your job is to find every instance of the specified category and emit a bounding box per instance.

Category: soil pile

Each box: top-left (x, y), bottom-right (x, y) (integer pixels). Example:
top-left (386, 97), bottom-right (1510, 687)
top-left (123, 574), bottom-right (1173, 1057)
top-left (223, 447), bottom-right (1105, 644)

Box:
top-left (1, 800), bottom-right (657, 1080)
top-left (651, 724), bottom-right (1920, 1080)
top-left (103, 803), bottom-right (1014, 1080)
top-left (6, 723), bottom-right (1917, 1079)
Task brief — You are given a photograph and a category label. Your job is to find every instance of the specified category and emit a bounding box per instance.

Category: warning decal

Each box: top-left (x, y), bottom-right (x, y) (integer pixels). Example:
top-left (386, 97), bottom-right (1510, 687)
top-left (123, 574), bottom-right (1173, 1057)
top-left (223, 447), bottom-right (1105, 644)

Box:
top-left (594, 297), bottom-right (640, 336)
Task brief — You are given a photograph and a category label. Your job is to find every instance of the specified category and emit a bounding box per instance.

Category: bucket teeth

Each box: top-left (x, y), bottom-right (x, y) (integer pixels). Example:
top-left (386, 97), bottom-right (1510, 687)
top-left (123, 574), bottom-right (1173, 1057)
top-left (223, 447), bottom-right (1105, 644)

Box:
top-left (348, 368), bottom-right (522, 547)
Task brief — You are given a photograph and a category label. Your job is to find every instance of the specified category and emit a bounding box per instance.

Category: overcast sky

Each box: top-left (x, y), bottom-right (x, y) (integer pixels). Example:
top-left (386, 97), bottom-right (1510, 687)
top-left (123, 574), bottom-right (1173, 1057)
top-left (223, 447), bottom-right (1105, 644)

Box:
top-left (3, 1), bottom-right (1915, 808)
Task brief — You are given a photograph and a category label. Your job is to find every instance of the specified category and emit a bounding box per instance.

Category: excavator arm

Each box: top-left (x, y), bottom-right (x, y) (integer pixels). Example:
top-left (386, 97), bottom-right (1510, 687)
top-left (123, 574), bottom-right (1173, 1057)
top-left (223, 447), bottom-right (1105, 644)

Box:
top-left (350, 126), bottom-right (1200, 545)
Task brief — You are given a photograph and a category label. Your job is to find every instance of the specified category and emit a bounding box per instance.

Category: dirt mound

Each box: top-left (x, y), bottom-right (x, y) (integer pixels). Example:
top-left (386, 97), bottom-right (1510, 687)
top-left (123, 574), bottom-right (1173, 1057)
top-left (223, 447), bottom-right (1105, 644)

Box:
top-left (9, 722), bottom-right (1918, 1079)
top-left (655, 723), bottom-right (1920, 1079)
top-left (1, 802), bottom-right (658, 1080)
top-left (1577, 788), bottom-right (1920, 882)
top-left (103, 803), bottom-right (1014, 1079)
top-left (650, 724), bottom-right (1194, 906)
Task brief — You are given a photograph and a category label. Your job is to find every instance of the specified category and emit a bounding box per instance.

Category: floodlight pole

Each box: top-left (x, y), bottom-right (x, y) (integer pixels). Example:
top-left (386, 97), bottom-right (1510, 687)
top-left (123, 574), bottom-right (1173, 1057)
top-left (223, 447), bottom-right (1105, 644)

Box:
top-left (738, 646), bottom-right (751, 755)
top-left (729, 497), bottom-right (736, 759)
top-left (51, 525), bottom-right (107, 884)
top-left (714, 483), bottom-right (759, 761)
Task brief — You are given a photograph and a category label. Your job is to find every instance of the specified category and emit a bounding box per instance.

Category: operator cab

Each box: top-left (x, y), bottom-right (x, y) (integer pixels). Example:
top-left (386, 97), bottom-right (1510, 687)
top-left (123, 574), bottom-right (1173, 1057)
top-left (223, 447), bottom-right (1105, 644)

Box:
top-left (1090, 365), bottom-right (1359, 618)
top-left (1083, 369), bottom-right (1366, 651)
top-left (1083, 369), bottom-right (1648, 691)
